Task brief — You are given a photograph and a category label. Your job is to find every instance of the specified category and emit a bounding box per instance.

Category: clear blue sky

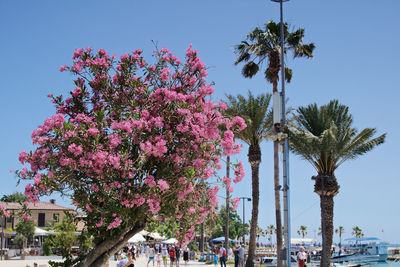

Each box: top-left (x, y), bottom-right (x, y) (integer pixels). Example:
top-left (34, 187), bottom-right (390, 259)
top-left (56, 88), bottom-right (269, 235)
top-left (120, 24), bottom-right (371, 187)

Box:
top-left (1, 0), bottom-right (399, 243)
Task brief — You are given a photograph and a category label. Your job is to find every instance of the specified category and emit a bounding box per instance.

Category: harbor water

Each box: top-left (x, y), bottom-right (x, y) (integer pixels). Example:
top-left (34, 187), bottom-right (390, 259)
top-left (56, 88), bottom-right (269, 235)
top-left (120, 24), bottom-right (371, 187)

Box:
top-left (369, 263), bottom-right (400, 266)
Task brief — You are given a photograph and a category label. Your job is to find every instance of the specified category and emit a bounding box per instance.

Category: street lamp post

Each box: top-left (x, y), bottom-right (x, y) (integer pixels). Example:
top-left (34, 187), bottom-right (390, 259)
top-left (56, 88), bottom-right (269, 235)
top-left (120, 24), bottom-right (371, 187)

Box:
top-left (270, 0), bottom-right (291, 266)
top-left (239, 197), bottom-right (251, 245)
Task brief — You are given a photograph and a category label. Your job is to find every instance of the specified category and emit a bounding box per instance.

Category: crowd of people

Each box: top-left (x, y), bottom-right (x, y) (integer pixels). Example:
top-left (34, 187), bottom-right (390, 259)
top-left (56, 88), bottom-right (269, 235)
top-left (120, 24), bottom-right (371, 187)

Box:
top-left (211, 244), bottom-right (245, 267)
top-left (116, 243), bottom-right (191, 267)
top-left (116, 242), bottom-right (249, 267)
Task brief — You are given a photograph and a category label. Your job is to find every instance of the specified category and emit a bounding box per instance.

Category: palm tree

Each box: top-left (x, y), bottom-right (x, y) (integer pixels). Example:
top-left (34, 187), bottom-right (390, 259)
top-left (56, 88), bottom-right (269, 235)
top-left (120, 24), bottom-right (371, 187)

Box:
top-left (297, 225), bottom-right (308, 239)
top-left (256, 225), bottom-right (265, 244)
top-left (289, 100), bottom-right (386, 266)
top-left (224, 91), bottom-right (272, 267)
top-left (352, 226), bottom-right (364, 238)
top-left (266, 225), bottom-right (276, 248)
top-left (234, 20), bottom-right (315, 267)
top-left (335, 226), bottom-right (345, 251)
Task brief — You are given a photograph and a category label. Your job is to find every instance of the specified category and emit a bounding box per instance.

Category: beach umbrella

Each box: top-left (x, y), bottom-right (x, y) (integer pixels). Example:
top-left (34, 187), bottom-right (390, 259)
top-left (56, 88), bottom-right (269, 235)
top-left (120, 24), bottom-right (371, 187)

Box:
top-left (34, 227), bottom-right (49, 236)
top-left (162, 238), bottom-right (178, 244)
top-left (128, 233), bottom-right (146, 243)
top-left (148, 232), bottom-right (165, 240)
top-left (139, 230), bottom-right (149, 236)
top-left (211, 237), bottom-right (236, 244)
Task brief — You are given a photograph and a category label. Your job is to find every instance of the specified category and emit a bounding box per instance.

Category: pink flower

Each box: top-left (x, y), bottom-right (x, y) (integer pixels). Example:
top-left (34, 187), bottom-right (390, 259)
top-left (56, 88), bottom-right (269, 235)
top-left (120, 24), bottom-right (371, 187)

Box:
top-left (223, 177), bottom-right (231, 187)
top-left (221, 130), bottom-right (234, 156)
top-left (232, 197), bottom-right (240, 211)
top-left (232, 116), bottom-right (247, 131)
top-left (109, 155), bottom-right (121, 169)
top-left (233, 161), bottom-right (245, 184)
top-left (96, 217), bottom-right (104, 227)
top-left (85, 204), bottom-right (93, 213)
top-left (19, 151), bottom-right (28, 164)
top-left (187, 206), bottom-right (195, 215)
top-left (21, 167), bottom-right (28, 178)
top-left (144, 175), bottom-right (156, 188)
top-left (157, 180), bottom-right (169, 191)
top-left (218, 101), bottom-right (227, 110)
top-left (87, 128), bottom-right (100, 136)
top-left (68, 143), bottom-right (83, 156)
top-left (34, 173), bottom-right (42, 185)
top-left (109, 133), bottom-right (122, 148)
top-left (160, 68), bottom-right (171, 82)
top-left (71, 87), bottom-right (82, 97)
top-left (72, 48), bottom-right (84, 59)
top-left (147, 197), bottom-right (161, 214)
top-left (0, 205), bottom-right (10, 217)
top-left (202, 166), bottom-right (214, 179)
top-left (59, 65), bottom-right (67, 72)
top-left (9, 169), bottom-right (13, 173)
top-left (107, 217), bottom-right (122, 229)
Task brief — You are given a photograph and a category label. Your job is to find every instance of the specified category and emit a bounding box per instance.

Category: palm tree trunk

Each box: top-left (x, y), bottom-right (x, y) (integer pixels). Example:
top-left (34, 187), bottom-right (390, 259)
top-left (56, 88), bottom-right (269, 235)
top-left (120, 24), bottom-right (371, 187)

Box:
top-left (273, 140), bottom-right (283, 267)
top-left (320, 195), bottom-right (334, 267)
top-left (245, 162), bottom-right (260, 267)
top-left (314, 175), bottom-right (339, 267)
top-left (225, 155), bottom-right (230, 252)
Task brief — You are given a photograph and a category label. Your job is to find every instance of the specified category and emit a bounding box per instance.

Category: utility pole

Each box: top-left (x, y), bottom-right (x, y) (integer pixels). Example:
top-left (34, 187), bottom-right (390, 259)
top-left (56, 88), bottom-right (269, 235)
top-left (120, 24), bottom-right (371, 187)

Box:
top-left (239, 197), bottom-right (251, 246)
top-left (271, 1), bottom-right (291, 266)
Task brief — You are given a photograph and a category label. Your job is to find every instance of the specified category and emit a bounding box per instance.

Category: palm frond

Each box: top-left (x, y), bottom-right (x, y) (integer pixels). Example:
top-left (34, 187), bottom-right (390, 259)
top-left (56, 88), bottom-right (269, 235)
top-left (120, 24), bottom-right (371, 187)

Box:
top-left (290, 100), bottom-right (386, 174)
top-left (224, 91), bottom-right (272, 146)
top-left (242, 62), bottom-right (260, 78)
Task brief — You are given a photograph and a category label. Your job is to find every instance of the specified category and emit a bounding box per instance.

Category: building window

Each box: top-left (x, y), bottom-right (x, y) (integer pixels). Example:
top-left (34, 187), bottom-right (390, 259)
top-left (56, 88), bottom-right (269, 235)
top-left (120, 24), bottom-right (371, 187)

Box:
top-left (38, 213), bottom-right (45, 227)
top-left (53, 213), bottom-right (59, 223)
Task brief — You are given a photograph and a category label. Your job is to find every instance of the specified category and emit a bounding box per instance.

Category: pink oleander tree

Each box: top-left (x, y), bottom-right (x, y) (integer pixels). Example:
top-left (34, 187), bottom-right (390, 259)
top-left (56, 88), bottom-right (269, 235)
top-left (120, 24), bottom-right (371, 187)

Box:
top-left (14, 45), bottom-right (246, 267)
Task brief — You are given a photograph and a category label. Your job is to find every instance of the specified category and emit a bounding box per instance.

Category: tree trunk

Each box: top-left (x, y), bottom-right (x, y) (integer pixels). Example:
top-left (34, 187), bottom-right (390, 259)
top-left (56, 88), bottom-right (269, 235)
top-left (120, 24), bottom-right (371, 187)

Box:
top-left (245, 144), bottom-right (261, 267)
top-left (273, 140), bottom-right (283, 267)
top-left (314, 175), bottom-right (339, 267)
top-left (75, 221), bottom-right (145, 267)
top-left (200, 222), bottom-right (204, 253)
top-left (319, 195), bottom-right (334, 267)
top-left (225, 155), bottom-right (230, 252)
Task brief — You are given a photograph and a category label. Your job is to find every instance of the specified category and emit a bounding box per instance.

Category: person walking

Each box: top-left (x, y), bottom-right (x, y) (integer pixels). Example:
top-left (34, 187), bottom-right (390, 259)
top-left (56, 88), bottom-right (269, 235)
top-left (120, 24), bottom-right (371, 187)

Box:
top-left (157, 251), bottom-right (162, 267)
top-left (175, 247), bottom-right (181, 267)
top-left (183, 247), bottom-right (189, 267)
top-left (238, 245), bottom-right (245, 267)
top-left (219, 245), bottom-right (227, 267)
top-left (169, 246), bottom-right (176, 267)
top-left (234, 246), bottom-right (239, 267)
top-left (161, 245), bottom-right (169, 267)
top-left (297, 246), bottom-right (307, 267)
top-left (213, 251), bottom-right (218, 267)
top-left (148, 245), bottom-right (155, 267)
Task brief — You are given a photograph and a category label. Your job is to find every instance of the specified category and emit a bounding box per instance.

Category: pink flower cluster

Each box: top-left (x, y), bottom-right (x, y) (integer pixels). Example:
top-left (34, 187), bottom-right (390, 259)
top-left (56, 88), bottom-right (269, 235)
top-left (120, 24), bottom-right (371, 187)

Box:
top-left (233, 161), bottom-right (245, 184)
top-left (107, 216), bottom-right (122, 230)
top-left (16, 45), bottom-right (246, 247)
top-left (232, 197), bottom-right (240, 211)
top-left (0, 205), bottom-right (10, 217)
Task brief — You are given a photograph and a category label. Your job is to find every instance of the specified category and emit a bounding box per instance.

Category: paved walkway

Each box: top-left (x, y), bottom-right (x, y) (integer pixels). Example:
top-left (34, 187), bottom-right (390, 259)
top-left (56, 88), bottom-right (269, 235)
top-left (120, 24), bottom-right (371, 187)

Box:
top-left (0, 255), bottom-right (214, 267)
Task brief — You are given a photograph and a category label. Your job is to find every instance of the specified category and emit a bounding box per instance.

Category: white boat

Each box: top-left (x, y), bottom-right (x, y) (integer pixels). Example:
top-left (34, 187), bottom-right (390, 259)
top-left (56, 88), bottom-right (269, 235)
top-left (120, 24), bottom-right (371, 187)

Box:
top-left (330, 237), bottom-right (388, 265)
top-left (261, 255), bottom-right (297, 266)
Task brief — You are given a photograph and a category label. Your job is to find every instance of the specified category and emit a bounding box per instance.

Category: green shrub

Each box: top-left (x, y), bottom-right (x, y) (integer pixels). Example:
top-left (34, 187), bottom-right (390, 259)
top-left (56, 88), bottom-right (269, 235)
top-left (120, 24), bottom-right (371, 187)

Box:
top-left (43, 241), bottom-right (53, 256)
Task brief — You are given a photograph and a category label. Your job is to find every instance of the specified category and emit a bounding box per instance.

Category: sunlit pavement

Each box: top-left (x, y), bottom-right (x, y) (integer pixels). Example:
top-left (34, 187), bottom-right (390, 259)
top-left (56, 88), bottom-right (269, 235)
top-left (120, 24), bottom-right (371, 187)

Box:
top-left (0, 255), bottom-right (212, 267)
